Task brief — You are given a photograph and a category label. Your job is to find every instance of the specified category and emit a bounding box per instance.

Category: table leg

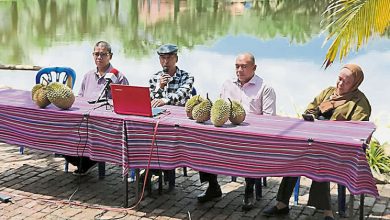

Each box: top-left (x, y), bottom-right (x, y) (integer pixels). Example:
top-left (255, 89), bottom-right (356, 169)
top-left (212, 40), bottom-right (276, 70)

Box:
top-left (359, 194), bottom-right (365, 220)
top-left (134, 169), bottom-right (140, 205)
top-left (348, 194), bottom-right (354, 219)
top-left (98, 162), bottom-right (105, 179)
top-left (124, 171), bottom-right (128, 208)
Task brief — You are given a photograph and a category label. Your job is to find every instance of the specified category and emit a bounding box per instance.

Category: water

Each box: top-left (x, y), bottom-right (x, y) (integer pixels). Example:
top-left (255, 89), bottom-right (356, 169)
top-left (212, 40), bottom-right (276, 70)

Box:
top-left (0, 0), bottom-right (389, 142)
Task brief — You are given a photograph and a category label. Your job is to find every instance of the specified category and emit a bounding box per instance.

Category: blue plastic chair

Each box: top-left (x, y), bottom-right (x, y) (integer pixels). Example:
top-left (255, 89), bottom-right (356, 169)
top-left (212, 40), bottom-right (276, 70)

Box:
top-left (35, 67), bottom-right (76, 88)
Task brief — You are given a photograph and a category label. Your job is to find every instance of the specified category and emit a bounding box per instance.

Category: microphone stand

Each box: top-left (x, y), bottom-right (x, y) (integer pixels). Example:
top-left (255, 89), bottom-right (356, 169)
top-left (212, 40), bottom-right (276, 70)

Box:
top-left (95, 86), bottom-right (112, 110)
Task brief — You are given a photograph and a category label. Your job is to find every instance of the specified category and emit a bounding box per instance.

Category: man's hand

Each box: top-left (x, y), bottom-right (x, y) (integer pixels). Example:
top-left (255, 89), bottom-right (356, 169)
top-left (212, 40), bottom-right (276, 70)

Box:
top-left (159, 74), bottom-right (171, 89)
top-left (151, 99), bottom-right (166, 108)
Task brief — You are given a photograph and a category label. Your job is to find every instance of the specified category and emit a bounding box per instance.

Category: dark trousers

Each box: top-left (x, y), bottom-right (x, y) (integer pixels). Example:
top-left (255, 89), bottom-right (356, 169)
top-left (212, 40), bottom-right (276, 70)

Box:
top-left (199, 171), bottom-right (219, 187)
top-left (245, 178), bottom-right (255, 196)
top-left (63, 155), bottom-right (96, 169)
top-left (148, 169), bottom-right (175, 188)
top-left (277, 177), bottom-right (331, 210)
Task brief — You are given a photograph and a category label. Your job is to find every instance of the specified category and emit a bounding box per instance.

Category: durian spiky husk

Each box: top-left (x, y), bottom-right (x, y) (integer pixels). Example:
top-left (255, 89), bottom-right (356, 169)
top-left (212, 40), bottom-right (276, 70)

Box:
top-left (211, 99), bottom-right (230, 127)
top-left (185, 95), bottom-right (204, 119)
top-left (192, 95), bottom-right (212, 123)
top-left (46, 82), bottom-right (75, 110)
top-left (32, 84), bottom-right (44, 101)
top-left (229, 99), bottom-right (246, 125)
top-left (33, 87), bottom-right (51, 108)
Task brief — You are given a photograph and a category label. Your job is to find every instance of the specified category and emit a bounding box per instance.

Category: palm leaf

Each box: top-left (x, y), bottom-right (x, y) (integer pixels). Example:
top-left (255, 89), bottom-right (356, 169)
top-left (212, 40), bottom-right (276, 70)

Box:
top-left (321, 0), bottom-right (390, 68)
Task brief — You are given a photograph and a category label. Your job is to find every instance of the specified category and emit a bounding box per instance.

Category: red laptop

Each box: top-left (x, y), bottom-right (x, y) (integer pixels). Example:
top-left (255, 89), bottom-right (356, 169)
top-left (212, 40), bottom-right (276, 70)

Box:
top-left (110, 84), bottom-right (165, 117)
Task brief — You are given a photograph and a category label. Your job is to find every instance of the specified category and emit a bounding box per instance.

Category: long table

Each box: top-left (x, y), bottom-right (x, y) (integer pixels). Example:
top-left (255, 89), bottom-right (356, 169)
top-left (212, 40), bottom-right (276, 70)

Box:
top-left (0, 89), bottom-right (378, 201)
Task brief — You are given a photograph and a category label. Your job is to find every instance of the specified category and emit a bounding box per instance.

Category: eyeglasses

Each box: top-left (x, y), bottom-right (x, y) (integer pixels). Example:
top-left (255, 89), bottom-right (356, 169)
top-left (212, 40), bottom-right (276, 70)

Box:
top-left (235, 64), bottom-right (251, 69)
top-left (92, 52), bottom-right (111, 57)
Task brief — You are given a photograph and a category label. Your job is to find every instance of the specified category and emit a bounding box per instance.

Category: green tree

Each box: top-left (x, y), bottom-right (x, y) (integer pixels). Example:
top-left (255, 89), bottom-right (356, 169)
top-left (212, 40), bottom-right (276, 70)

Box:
top-left (321, 0), bottom-right (390, 68)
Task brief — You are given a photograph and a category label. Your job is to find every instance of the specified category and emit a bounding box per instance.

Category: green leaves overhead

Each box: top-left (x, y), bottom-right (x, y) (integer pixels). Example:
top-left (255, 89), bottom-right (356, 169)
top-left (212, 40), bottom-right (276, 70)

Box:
top-left (321, 0), bottom-right (390, 68)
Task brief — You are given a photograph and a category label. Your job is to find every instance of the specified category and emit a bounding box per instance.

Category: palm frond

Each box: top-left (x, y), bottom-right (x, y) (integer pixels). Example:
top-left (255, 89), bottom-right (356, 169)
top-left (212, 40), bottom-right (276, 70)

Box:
top-left (321, 0), bottom-right (390, 68)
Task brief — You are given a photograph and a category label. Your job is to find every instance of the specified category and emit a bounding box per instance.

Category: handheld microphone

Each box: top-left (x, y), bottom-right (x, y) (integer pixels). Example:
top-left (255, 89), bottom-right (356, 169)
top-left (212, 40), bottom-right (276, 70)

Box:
top-left (162, 67), bottom-right (169, 94)
top-left (163, 66), bottom-right (168, 73)
top-left (94, 68), bottom-right (119, 104)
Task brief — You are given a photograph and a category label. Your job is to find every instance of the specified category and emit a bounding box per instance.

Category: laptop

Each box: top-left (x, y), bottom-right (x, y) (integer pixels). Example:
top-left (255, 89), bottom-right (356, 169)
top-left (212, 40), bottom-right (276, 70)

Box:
top-left (110, 84), bottom-right (165, 117)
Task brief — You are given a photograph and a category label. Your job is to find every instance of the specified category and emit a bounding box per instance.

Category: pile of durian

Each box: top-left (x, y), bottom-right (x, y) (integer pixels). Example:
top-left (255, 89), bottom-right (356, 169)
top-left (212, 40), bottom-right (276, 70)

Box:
top-left (31, 82), bottom-right (75, 110)
top-left (185, 94), bottom-right (246, 127)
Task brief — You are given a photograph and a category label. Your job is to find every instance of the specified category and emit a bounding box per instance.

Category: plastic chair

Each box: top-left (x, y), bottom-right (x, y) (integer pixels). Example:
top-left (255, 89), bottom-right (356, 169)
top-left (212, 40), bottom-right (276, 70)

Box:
top-left (35, 67), bottom-right (76, 88)
top-left (21, 67), bottom-right (77, 172)
top-left (21, 67), bottom-right (77, 155)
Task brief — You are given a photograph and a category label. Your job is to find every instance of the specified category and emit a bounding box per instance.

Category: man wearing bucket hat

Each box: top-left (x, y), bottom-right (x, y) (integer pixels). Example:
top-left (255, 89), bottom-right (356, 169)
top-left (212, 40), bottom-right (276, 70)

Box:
top-left (146, 43), bottom-right (194, 190)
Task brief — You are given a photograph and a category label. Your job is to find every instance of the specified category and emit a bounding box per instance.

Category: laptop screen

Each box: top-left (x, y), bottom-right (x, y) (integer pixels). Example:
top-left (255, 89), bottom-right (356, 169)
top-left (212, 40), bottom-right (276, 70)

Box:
top-left (110, 84), bottom-right (165, 117)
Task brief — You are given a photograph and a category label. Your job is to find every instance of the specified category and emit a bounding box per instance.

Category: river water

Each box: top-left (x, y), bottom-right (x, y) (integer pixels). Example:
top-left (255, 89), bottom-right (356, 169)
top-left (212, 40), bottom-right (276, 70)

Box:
top-left (0, 0), bottom-right (389, 142)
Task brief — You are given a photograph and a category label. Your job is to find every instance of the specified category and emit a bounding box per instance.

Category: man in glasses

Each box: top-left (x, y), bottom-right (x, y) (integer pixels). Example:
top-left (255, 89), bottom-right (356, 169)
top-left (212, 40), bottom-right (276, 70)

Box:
top-left (145, 43), bottom-right (194, 190)
top-left (63, 41), bottom-right (129, 176)
top-left (197, 53), bottom-right (276, 211)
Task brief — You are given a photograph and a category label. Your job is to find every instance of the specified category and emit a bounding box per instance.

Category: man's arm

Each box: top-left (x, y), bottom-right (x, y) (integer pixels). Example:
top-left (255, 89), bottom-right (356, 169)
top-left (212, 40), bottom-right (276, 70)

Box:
top-left (262, 86), bottom-right (276, 116)
top-left (78, 74), bottom-right (87, 97)
top-left (166, 74), bottom-right (194, 106)
top-left (149, 72), bottom-right (163, 100)
top-left (118, 73), bottom-right (129, 85)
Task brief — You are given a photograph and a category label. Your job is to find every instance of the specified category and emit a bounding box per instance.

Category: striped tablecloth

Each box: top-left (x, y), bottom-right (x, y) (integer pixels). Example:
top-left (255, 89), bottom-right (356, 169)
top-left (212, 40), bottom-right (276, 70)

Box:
top-left (0, 89), bottom-right (378, 197)
top-left (0, 89), bottom-right (130, 166)
top-left (126, 105), bottom-right (378, 197)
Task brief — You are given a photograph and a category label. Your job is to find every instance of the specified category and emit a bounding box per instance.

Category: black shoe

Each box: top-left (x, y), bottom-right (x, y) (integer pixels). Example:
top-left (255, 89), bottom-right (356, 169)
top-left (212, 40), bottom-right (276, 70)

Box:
top-left (242, 183), bottom-right (255, 211)
top-left (73, 163), bottom-right (97, 176)
top-left (197, 185), bottom-right (222, 203)
top-left (324, 216), bottom-right (334, 220)
top-left (262, 206), bottom-right (289, 216)
top-left (242, 197), bottom-right (255, 211)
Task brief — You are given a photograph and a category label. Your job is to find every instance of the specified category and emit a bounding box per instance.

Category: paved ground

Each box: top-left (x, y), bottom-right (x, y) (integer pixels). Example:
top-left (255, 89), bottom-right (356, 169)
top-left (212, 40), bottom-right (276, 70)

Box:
top-left (0, 142), bottom-right (389, 220)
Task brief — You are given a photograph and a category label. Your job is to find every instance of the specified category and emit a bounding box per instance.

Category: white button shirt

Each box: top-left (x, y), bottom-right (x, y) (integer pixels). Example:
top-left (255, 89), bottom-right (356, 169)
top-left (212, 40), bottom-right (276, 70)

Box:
top-left (220, 74), bottom-right (276, 115)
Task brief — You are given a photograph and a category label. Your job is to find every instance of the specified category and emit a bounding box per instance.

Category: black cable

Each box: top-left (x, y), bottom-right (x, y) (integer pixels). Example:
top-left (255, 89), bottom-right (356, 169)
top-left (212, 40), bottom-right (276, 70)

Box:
top-left (94, 210), bottom-right (128, 220)
top-left (68, 107), bottom-right (95, 202)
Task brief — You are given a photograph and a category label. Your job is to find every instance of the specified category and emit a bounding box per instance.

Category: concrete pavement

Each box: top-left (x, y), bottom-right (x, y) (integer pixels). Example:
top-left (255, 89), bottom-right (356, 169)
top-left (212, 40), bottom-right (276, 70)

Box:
top-left (0, 142), bottom-right (389, 220)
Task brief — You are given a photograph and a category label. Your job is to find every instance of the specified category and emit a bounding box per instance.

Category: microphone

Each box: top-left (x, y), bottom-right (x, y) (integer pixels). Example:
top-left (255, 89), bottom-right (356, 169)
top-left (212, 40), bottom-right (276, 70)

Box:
top-left (163, 66), bottom-right (168, 73)
top-left (162, 67), bottom-right (170, 94)
top-left (94, 68), bottom-right (119, 103)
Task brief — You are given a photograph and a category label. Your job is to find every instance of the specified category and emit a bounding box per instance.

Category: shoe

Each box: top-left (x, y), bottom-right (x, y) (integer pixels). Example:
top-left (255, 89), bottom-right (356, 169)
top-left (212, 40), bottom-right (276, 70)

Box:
top-left (197, 185), bottom-right (222, 203)
top-left (242, 183), bottom-right (255, 211)
top-left (138, 170), bottom-right (154, 193)
top-left (242, 197), bottom-right (255, 211)
top-left (73, 163), bottom-right (97, 176)
top-left (324, 216), bottom-right (334, 220)
top-left (262, 206), bottom-right (289, 216)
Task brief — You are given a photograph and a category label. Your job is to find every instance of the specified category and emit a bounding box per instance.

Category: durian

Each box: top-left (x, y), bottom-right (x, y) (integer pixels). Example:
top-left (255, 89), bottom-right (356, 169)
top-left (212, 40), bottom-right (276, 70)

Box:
top-left (32, 84), bottom-right (44, 101)
top-left (229, 98), bottom-right (246, 125)
top-left (192, 94), bottom-right (212, 123)
top-left (46, 82), bottom-right (75, 110)
top-left (211, 99), bottom-right (231, 127)
top-left (185, 95), bottom-right (204, 119)
top-left (33, 87), bottom-right (51, 108)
